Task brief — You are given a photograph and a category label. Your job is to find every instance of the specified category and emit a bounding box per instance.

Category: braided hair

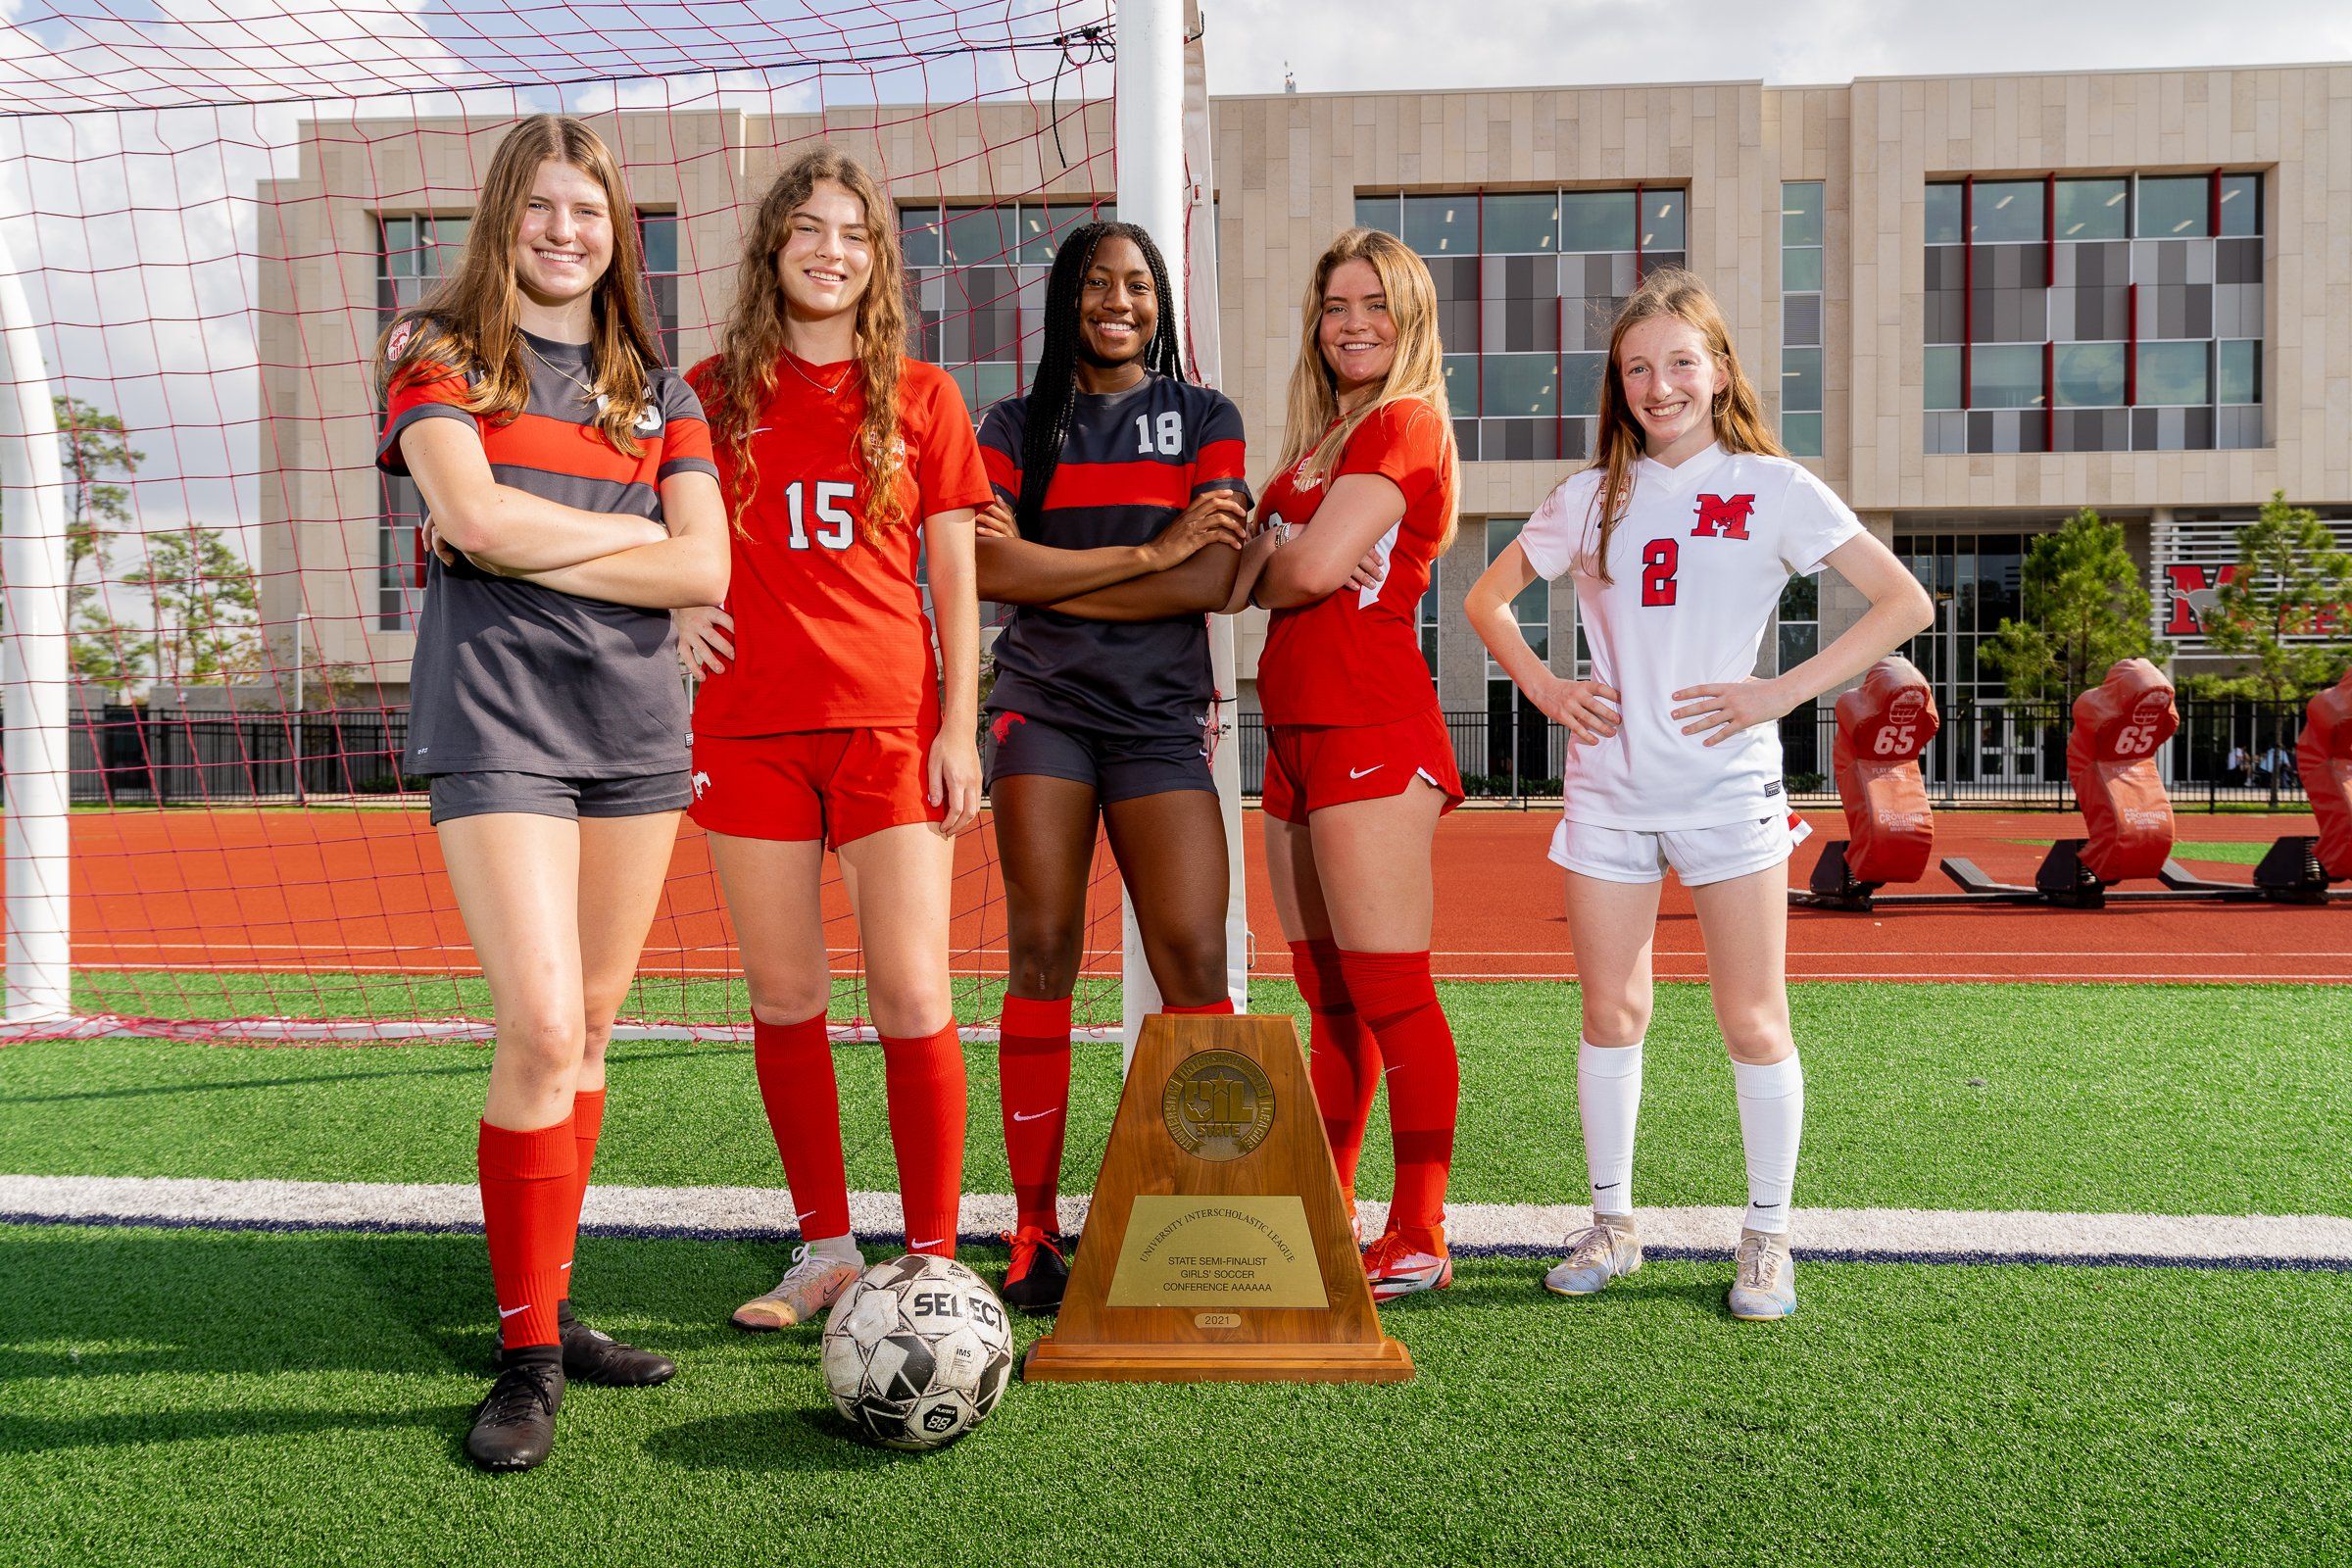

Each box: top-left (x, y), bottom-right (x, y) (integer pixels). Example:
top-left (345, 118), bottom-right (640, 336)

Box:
top-left (1013, 220), bottom-right (1188, 536)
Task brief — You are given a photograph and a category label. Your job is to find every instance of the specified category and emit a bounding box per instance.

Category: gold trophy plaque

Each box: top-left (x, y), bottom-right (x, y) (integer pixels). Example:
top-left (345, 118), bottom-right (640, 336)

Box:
top-left (1021, 1013), bottom-right (1413, 1384)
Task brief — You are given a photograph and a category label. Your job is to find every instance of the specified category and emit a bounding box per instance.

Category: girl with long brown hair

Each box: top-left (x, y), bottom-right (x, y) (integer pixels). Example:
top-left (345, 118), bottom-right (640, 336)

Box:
top-left (374, 113), bottom-right (728, 1471)
top-left (674, 146), bottom-right (991, 1333)
top-left (1241, 226), bottom-right (1469, 1302)
top-left (1467, 268), bottom-right (1930, 1320)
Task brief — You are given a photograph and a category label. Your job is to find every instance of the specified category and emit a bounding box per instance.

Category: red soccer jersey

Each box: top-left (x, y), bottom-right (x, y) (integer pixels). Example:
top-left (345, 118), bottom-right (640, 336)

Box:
top-left (686, 354), bottom-right (993, 734)
top-left (1255, 398), bottom-right (1454, 727)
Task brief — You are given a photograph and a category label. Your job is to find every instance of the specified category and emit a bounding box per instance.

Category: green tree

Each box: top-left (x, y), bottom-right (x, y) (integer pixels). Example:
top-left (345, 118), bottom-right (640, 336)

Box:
top-left (1976, 508), bottom-right (2166, 703)
top-left (54, 394), bottom-right (151, 694)
top-left (139, 526), bottom-right (265, 686)
top-left (2182, 492), bottom-right (2352, 703)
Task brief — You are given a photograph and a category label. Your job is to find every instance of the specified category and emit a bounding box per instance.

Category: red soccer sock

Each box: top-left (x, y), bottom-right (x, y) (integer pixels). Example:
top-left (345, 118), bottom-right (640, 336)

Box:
top-left (998, 995), bottom-right (1073, 1235)
top-left (1160, 998), bottom-right (1236, 1015)
top-left (559, 1086), bottom-right (607, 1305)
top-left (1337, 949), bottom-right (1459, 1252)
top-left (754, 1014), bottom-right (852, 1243)
top-left (478, 1117), bottom-right (578, 1351)
top-left (1292, 939), bottom-right (1380, 1195)
top-left (882, 1023), bottom-right (968, 1256)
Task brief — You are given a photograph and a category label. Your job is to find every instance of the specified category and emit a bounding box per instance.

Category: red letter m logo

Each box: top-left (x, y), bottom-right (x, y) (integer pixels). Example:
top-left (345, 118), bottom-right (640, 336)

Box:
top-left (2162, 564), bottom-right (2236, 637)
top-left (1690, 493), bottom-right (1756, 540)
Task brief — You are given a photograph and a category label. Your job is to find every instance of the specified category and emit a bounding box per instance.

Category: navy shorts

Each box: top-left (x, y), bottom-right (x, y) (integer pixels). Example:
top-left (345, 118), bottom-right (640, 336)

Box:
top-left (426, 769), bottom-right (694, 825)
top-left (985, 711), bottom-right (1213, 804)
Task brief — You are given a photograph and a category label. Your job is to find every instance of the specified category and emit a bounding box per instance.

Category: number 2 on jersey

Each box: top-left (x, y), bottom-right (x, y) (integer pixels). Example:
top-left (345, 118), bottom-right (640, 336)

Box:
top-left (783, 480), bottom-right (855, 551)
top-left (1641, 538), bottom-right (1679, 606)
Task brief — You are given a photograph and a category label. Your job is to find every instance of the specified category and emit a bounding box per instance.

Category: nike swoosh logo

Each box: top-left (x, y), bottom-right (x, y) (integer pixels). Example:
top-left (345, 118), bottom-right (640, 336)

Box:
top-left (1383, 1063), bottom-right (1405, 1077)
top-left (909, 1239), bottom-right (946, 1250)
top-left (1011, 1108), bottom-right (1059, 1123)
top-left (1749, 1201), bottom-right (1783, 1209)
top-left (498, 1304), bottom-right (531, 1319)
top-left (1593, 1182), bottom-right (1621, 1191)
top-left (560, 1261), bottom-right (571, 1271)
top-left (1349, 764), bottom-right (1384, 779)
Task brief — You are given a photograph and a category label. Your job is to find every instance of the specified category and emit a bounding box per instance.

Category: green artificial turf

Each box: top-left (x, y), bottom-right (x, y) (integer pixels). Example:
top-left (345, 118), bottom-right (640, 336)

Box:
top-left (1, 1224), bottom-right (2346, 1568)
top-left (2168, 841), bottom-right (2274, 866)
top-left (6, 983), bottom-right (2349, 1215)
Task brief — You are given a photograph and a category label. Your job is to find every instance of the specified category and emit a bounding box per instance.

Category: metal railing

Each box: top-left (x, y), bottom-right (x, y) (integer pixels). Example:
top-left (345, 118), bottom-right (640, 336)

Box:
top-left (1234, 698), bottom-right (2314, 809)
top-left (5, 697), bottom-right (2315, 810)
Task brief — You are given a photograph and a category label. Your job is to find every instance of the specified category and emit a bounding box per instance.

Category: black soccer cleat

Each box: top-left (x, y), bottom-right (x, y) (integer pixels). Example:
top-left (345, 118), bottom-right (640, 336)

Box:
top-left (560, 1318), bottom-right (678, 1387)
top-left (466, 1349), bottom-right (564, 1473)
top-left (1001, 1226), bottom-right (1072, 1315)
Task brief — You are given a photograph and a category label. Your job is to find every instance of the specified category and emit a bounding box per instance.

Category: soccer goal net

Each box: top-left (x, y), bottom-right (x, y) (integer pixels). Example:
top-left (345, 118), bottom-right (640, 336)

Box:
top-left (0, 0), bottom-right (1239, 1045)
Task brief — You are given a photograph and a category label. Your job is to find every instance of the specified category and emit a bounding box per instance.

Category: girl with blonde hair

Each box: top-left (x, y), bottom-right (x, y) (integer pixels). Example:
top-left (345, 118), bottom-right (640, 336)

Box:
top-left (1235, 226), bottom-right (1467, 1301)
top-left (1467, 268), bottom-right (1931, 1320)
top-left (375, 112), bottom-right (729, 1470)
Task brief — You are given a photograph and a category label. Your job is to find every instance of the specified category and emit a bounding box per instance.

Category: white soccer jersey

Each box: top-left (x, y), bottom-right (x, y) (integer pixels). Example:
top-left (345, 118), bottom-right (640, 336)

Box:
top-left (1517, 443), bottom-right (1863, 831)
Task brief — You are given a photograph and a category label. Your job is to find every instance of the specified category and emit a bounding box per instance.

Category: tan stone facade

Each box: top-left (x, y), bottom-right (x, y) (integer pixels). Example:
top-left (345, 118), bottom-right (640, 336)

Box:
top-left (260, 65), bottom-right (2352, 710)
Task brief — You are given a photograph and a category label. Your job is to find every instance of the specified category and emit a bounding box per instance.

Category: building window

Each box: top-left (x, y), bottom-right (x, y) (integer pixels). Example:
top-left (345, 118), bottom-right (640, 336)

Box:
top-left (373, 211), bottom-right (681, 631)
top-left (1781, 182), bottom-right (1824, 458)
top-left (1776, 570), bottom-right (1822, 778)
top-left (1356, 187), bottom-right (1687, 463)
top-left (1418, 569), bottom-right (1441, 681)
top-left (1482, 517), bottom-right (1548, 676)
top-left (1923, 172), bottom-right (2264, 455)
top-left (900, 199), bottom-right (1115, 418)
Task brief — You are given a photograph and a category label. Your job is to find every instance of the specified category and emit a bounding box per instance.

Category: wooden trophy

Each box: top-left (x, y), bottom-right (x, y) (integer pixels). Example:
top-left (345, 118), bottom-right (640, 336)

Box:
top-left (1021, 1012), bottom-right (1412, 1384)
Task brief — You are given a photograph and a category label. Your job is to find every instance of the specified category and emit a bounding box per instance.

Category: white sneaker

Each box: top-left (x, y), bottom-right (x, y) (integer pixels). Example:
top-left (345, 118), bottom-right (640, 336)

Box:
top-left (1727, 1229), bottom-right (1797, 1320)
top-left (1544, 1215), bottom-right (1642, 1297)
top-left (732, 1242), bottom-right (862, 1331)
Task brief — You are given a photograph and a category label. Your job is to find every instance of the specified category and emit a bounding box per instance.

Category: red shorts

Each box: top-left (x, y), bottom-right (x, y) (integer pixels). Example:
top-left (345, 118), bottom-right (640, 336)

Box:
top-left (688, 725), bottom-right (941, 849)
top-left (1259, 708), bottom-right (1466, 825)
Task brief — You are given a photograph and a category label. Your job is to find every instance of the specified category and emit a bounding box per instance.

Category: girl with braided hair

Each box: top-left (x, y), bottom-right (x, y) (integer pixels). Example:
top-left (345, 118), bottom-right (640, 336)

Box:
top-left (674, 146), bottom-right (994, 1332)
top-left (971, 220), bottom-right (1252, 1312)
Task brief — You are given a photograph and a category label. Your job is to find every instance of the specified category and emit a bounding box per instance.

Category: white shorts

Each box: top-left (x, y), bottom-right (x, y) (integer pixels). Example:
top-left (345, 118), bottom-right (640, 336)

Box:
top-left (1548, 812), bottom-right (1810, 888)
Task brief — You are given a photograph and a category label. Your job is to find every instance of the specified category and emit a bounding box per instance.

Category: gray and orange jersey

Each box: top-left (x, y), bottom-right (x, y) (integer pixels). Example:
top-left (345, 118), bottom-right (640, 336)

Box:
top-left (377, 327), bottom-right (716, 778)
top-left (978, 373), bottom-right (1250, 741)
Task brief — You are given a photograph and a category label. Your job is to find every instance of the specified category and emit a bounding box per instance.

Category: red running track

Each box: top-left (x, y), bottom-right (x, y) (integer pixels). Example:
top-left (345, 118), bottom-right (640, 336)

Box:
top-left (47, 805), bottom-right (2351, 990)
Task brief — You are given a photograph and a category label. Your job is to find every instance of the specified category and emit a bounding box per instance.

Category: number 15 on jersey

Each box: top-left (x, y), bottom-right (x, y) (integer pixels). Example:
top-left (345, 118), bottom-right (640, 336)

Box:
top-left (783, 480), bottom-right (855, 551)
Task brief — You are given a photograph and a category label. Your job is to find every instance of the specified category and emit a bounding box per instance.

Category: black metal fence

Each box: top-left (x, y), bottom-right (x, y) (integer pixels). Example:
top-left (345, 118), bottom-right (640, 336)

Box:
top-left (1236, 698), bottom-right (2313, 810)
top-left (65, 707), bottom-right (413, 805)
top-left (8, 697), bottom-right (2316, 810)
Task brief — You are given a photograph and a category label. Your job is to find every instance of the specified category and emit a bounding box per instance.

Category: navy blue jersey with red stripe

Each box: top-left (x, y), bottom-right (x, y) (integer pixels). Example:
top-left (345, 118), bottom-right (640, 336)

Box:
top-left (977, 373), bottom-right (1250, 740)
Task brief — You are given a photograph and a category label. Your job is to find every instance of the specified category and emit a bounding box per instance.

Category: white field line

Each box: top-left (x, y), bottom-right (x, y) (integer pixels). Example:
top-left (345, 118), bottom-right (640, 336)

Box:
top-left (4, 1173), bottom-right (2347, 1270)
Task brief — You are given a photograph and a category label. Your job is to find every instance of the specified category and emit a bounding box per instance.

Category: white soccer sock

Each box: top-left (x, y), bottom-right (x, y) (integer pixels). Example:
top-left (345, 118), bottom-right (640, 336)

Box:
top-left (808, 1233), bottom-right (862, 1262)
top-left (1577, 1038), bottom-right (1643, 1217)
top-left (1732, 1052), bottom-right (1804, 1236)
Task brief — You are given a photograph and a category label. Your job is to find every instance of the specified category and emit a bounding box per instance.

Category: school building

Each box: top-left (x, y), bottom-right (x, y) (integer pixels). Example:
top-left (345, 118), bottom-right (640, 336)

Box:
top-left (257, 64), bottom-right (2352, 790)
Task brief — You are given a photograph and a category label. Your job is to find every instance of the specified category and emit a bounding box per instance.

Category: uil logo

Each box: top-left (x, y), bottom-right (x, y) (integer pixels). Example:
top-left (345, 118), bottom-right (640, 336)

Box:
top-left (1160, 1049), bottom-right (1275, 1162)
top-left (1690, 493), bottom-right (1756, 540)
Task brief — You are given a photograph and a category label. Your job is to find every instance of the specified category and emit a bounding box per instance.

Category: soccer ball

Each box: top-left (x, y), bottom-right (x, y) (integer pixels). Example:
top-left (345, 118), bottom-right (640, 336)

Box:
top-left (819, 1253), bottom-right (1015, 1451)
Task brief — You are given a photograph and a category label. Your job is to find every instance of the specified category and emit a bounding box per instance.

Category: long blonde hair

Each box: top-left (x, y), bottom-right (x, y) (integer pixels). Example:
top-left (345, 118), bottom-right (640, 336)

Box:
top-left (699, 146), bottom-right (911, 538)
top-left (372, 115), bottom-right (662, 456)
top-left (1273, 227), bottom-right (1460, 553)
top-left (1578, 267), bottom-right (1781, 583)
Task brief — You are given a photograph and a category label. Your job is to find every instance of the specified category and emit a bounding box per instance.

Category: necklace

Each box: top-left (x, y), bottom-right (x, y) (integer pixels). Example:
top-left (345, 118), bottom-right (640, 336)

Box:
top-left (522, 335), bottom-right (599, 408)
top-left (782, 348), bottom-right (855, 398)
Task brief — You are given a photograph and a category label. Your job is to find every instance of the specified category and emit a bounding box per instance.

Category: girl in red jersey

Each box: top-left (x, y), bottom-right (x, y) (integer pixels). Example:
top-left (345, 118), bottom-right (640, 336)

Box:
top-left (1466, 270), bottom-right (1931, 1321)
top-left (676, 148), bottom-right (991, 1332)
top-left (1240, 227), bottom-right (1468, 1302)
top-left (374, 115), bottom-right (729, 1472)
top-left (970, 221), bottom-right (1251, 1313)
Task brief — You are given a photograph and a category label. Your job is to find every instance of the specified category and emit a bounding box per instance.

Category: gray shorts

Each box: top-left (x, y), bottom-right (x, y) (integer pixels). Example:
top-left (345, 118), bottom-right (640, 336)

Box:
top-left (426, 769), bottom-right (694, 825)
top-left (985, 711), bottom-right (1213, 804)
